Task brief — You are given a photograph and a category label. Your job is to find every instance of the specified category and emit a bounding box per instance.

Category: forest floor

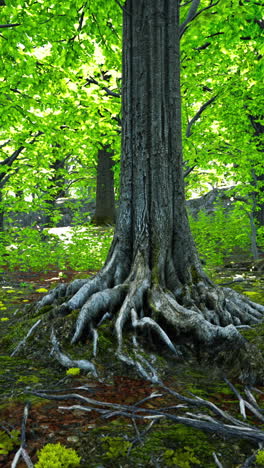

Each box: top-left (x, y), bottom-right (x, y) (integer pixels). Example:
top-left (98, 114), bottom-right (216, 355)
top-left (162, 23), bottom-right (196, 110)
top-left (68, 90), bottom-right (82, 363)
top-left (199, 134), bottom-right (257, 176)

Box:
top-left (0, 261), bottom-right (264, 467)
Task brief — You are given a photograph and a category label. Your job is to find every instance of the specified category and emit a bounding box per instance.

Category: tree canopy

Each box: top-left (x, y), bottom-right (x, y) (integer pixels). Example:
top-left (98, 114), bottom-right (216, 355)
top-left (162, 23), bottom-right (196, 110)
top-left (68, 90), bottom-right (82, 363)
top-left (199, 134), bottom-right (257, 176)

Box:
top-left (0, 0), bottom-right (263, 217)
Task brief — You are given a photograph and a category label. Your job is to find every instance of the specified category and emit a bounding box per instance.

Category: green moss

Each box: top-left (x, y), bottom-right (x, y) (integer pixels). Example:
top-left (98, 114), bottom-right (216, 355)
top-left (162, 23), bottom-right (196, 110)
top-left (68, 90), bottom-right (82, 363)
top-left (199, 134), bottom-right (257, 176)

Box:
top-left (190, 266), bottom-right (200, 284)
top-left (0, 317), bottom-right (36, 354)
top-left (17, 375), bottom-right (40, 384)
top-left (240, 323), bottom-right (264, 352)
top-left (101, 436), bottom-right (132, 460)
top-left (35, 443), bottom-right (81, 468)
top-left (243, 290), bottom-right (264, 304)
top-left (164, 447), bottom-right (201, 467)
top-left (97, 324), bottom-right (114, 353)
top-left (130, 423), bottom-right (215, 467)
top-left (66, 367), bottom-right (80, 376)
top-left (36, 305), bottom-right (53, 315)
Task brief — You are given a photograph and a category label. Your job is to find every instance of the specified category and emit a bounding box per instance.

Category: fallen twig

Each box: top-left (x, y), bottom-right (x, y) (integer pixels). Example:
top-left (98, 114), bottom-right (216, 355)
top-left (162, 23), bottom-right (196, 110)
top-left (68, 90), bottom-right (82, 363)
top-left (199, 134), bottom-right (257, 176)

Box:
top-left (11, 403), bottom-right (34, 468)
top-left (213, 451), bottom-right (224, 468)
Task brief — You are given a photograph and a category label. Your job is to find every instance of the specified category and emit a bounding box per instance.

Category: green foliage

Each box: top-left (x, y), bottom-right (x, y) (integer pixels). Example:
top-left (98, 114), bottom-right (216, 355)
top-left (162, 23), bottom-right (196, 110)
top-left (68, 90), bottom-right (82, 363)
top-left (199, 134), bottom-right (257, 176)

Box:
top-left (189, 205), bottom-right (251, 267)
top-left (256, 449), bottom-right (264, 465)
top-left (163, 447), bottom-right (201, 468)
top-left (0, 0), bottom-right (263, 274)
top-left (101, 436), bottom-right (132, 460)
top-left (35, 443), bottom-right (81, 468)
top-left (0, 429), bottom-right (20, 455)
top-left (0, 225), bottom-right (113, 272)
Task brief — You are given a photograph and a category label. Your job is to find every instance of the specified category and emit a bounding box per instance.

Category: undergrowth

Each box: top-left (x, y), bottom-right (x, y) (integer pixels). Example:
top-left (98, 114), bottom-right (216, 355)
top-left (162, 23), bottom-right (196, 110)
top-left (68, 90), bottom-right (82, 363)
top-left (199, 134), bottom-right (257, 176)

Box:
top-left (189, 205), bottom-right (253, 267)
top-left (0, 225), bottom-right (113, 272)
top-left (0, 203), bottom-right (262, 274)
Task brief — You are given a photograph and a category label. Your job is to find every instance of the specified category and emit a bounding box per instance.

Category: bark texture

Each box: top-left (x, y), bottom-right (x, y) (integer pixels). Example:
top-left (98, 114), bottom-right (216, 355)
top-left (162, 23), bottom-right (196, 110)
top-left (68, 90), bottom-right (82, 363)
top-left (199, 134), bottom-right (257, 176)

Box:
top-left (92, 146), bottom-right (116, 225)
top-left (36, 0), bottom-right (264, 381)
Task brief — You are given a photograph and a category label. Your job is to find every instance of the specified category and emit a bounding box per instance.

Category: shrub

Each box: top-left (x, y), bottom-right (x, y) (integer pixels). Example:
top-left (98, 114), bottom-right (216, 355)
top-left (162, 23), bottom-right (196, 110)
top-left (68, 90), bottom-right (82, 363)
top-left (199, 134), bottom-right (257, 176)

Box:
top-left (256, 449), bottom-right (264, 466)
top-left (35, 442), bottom-right (81, 468)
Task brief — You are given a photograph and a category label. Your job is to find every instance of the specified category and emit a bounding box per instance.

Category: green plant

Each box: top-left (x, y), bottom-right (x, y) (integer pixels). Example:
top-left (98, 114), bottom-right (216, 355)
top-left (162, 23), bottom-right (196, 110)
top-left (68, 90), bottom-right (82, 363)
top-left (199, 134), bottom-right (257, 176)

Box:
top-left (189, 204), bottom-right (250, 267)
top-left (0, 225), bottom-right (113, 272)
top-left (256, 449), bottom-right (264, 465)
top-left (35, 442), bottom-right (81, 468)
top-left (0, 429), bottom-right (20, 455)
top-left (163, 447), bottom-right (201, 468)
top-left (101, 436), bottom-right (132, 460)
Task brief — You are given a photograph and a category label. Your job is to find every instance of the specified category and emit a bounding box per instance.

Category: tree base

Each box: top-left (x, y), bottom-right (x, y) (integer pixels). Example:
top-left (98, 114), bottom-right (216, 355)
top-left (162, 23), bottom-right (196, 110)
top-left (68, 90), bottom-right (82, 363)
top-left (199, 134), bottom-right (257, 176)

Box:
top-left (34, 252), bottom-right (264, 384)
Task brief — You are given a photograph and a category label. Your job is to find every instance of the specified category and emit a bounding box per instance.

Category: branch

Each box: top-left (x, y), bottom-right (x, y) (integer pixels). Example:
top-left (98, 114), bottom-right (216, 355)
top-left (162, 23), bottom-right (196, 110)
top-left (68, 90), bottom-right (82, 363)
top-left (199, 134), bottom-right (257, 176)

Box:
top-left (85, 76), bottom-right (120, 98)
top-left (186, 94), bottom-right (218, 137)
top-left (180, 0), bottom-right (193, 6)
top-left (30, 380), bottom-right (264, 444)
top-left (180, 0), bottom-right (200, 36)
top-left (11, 403), bottom-right (34, 468)
top-left (1, 146), bottom-right (25, 167)
top-left (180, 0), bottom-right (220, 38)
top-left (0, 167), bottom-right (19, 188)
top-left (0, 139), bottom-right (10, 149)
top-left (0, 131), bottom-right (43, 168)
top-left (0, 23), bottom-right (20, 28)
top-left (184, 165), bottom-right (196, 178)
top-left (113, 0), bottom-right (131, 16)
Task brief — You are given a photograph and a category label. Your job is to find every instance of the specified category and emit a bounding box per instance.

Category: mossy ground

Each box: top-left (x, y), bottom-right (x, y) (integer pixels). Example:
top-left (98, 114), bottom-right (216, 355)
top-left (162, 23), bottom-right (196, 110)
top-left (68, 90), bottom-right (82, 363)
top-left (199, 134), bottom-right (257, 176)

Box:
top-left (0, 266), bottom-right (264, 467)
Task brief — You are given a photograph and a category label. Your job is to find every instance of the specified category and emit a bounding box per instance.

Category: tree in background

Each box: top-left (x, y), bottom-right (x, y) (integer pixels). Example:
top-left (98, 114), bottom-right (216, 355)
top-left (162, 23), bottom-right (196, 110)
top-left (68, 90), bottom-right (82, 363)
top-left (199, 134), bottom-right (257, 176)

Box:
top-left (92, 145), bottom-right (116, 226)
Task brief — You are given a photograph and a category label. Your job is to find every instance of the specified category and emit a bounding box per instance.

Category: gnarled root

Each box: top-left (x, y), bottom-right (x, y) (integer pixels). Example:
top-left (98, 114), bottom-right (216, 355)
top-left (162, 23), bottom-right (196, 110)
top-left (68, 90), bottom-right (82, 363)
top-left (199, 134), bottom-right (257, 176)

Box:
top-left (34, 250), bottom-right (264, 383)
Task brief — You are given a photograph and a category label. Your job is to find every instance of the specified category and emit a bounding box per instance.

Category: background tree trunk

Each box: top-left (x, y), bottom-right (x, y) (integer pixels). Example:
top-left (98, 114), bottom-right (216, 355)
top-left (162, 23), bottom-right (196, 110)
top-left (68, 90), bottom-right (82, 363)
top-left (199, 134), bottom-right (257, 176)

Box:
top-left (92, 146), bottom-right (116, 225)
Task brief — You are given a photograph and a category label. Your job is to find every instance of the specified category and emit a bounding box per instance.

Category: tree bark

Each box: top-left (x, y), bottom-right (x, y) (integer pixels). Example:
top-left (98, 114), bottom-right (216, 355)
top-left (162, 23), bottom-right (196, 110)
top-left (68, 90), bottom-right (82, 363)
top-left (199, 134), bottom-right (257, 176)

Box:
top-left (92, 146), bottom-right (116, 225)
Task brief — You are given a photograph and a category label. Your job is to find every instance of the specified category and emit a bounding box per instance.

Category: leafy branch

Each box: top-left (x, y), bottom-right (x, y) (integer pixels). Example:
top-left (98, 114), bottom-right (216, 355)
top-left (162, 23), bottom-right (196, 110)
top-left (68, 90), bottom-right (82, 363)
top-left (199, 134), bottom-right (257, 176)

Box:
top-left (180, 0), bottom-right (220, 38)
top-left (186, 94), bottom-right (218, 137)
top-left (84, 76), bottom-right (120, 98)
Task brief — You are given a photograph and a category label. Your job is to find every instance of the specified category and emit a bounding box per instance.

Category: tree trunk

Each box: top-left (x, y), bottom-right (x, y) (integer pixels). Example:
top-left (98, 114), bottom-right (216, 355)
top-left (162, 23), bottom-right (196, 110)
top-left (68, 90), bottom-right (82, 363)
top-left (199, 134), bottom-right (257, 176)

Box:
top-left (36, 0), bottom-right (264, 382)
top-left (92, 146), bottom-right (116, 225)
top-left (116, 0), bottom-right (203, 287)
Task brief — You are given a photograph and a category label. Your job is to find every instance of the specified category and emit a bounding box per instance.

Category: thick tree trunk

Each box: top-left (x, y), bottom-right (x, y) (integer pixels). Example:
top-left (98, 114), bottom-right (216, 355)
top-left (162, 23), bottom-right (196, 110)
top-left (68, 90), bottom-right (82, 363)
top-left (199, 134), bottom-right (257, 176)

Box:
top-left (116, 0), bottom-right (204, 289)
top-left (92, 146), bottom-right (116, 225)
top-left (36, 0), bottom-right (264, 382)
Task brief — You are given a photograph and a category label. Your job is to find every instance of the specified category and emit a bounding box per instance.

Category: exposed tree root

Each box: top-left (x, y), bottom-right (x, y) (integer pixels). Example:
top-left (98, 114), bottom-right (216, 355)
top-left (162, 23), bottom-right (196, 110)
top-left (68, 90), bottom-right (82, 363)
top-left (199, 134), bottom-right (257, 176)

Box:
top-left (50, 329), bottom-right (98, 377)
top-left (33, 250), bottom-right (264, 382)
top-left (28, 375), bottom-right (264, 468)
